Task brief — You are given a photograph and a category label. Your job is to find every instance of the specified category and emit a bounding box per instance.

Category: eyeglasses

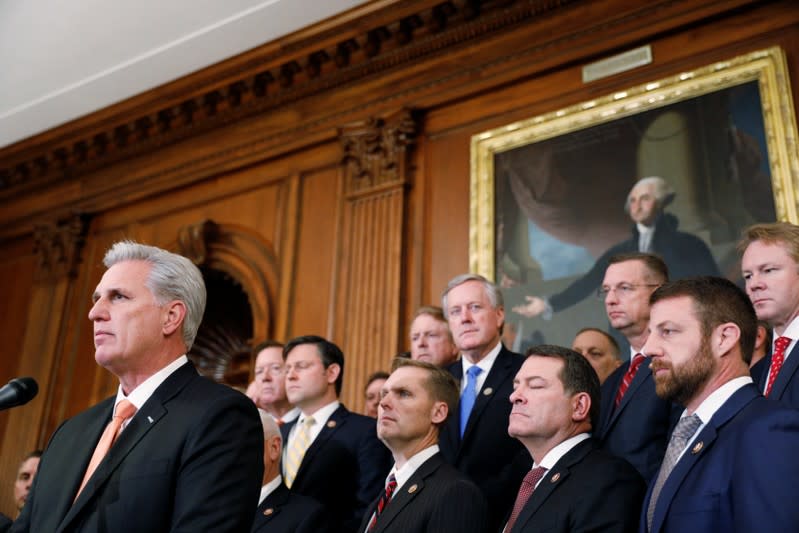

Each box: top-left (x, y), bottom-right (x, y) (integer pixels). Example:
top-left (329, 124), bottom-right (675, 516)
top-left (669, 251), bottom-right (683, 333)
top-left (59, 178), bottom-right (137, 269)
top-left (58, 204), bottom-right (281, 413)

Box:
top-left (596, 283), bottom-right (660, 300)
top-left (254, 364), bottom-right (285, 378)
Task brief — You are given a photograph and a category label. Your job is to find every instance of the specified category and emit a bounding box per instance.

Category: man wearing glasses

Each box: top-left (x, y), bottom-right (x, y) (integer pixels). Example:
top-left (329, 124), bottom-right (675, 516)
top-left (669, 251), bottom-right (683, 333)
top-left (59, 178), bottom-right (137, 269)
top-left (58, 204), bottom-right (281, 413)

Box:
top-left (280, 336), bottom-right (391, 533)
top-left (252, 340), bottom-right (300, 425)
top-left (595, 253), bottom-right (681, 482)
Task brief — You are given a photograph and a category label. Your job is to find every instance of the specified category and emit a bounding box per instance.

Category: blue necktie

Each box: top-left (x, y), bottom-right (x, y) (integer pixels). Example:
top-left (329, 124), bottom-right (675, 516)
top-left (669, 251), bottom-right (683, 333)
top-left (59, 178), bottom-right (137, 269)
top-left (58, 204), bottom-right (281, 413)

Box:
top-left (460, 366), bottom-right (483, 437)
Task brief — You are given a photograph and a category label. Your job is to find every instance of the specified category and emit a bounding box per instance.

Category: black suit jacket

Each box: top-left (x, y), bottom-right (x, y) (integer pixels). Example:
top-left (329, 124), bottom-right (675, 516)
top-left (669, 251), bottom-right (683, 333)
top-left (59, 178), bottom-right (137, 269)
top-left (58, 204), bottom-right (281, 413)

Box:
top-left (597, 358), bottom-right (681, 482)
top-left (358, 453), bottom-right (487, 533)
top-left (510, 438), bottom-right (645, 533)
top-left (252, 482), bottom-right (329, 533)
top-left (439, 346), bottom-right (530, 531)
top-left (10, 362), bottom-right (264, 533)
top-left (280, 405), bottom-right (391, 533)
top-left (752, 342), bottom-right (799, 409)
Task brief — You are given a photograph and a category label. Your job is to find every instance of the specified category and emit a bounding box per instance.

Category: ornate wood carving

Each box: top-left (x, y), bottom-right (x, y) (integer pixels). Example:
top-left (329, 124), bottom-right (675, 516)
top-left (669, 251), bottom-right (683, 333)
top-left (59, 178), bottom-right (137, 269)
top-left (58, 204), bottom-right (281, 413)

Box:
top-left (0, 0), bottom-right (579, 198)
top-left (341, 109), bottom-right (419, 195)
top-left (335, 109), bottom-right (420, 407)
top-left (32, 214), bottom-right (89, 282)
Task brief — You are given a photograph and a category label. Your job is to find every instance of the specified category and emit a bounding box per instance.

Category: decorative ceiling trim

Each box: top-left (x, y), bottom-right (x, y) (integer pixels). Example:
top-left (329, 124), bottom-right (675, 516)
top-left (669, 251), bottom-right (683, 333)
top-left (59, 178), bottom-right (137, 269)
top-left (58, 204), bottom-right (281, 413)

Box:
top-left (0, 0), bottom-right (575, 197)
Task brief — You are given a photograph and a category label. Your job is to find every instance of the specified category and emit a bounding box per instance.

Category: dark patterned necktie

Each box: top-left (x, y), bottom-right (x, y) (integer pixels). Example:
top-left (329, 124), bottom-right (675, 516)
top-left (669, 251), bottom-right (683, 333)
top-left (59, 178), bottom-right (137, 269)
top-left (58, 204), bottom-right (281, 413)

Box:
top-left (505, 466), bottom-right (548, 532)
top-left (367, 473), bottom-right (398, 532)
top-left (765, 336), bottom-right (791, 397)
top-left (614, 353), bottom-right (645, 407)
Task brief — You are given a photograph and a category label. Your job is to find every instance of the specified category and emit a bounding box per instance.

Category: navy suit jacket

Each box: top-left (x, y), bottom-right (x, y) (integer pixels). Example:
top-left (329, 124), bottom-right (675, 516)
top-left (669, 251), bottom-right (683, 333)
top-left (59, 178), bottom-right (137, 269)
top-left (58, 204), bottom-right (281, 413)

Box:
top-left (280, 405), bottom-right (391, 533)
top-left (358, 453), bottom-right (487, 533)
top-left (642, 383), bottom-right (799, 533)
top-left (509, 439), bottom-right (645, 533)
top-left (251, 482), bottom-right (329, 533)
top-left (439, 346), bottom-right (531, 531)
top-left (10, 362), bottom-right (264, 533)
top-left (597, 358), bottom-right (681, 482)
top-left (752, 342), bottom-right (799, 408)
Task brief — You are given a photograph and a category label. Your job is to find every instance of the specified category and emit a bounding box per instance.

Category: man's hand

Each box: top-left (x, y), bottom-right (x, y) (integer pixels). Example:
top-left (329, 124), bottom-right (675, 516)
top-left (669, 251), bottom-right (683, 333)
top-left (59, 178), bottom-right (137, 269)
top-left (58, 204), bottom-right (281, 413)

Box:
top-left (512, 296), bottom-right (547, 318)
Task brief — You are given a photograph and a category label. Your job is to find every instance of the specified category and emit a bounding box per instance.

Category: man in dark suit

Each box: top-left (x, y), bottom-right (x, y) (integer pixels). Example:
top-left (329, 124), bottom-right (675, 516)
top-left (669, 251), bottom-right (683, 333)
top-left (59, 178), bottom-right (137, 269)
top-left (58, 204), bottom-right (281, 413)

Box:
top-left (281, 335), bottom-right (391, 533)
top-left (505, 345), bottom-right (644, 533)
top-left (360, 358), bottom-right (486, 533)
top-left (11, 241), bottom-right (263, 532)
top-left (740, 222), bottom-right (799, 407)
top-left (438, 273), bottom-right (529, 530)
top-left (595, 253), bottom-right (680, 482)
top-left (252, 410), bottom-right (327, 533)
top-left (642, 276), bottom-right (799, 532)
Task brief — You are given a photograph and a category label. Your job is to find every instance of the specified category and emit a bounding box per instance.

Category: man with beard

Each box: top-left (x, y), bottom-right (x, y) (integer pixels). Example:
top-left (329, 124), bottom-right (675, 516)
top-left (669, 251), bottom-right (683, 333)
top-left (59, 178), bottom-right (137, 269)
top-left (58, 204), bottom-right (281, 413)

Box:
top-left (641, 276), bottom-right (799, 533)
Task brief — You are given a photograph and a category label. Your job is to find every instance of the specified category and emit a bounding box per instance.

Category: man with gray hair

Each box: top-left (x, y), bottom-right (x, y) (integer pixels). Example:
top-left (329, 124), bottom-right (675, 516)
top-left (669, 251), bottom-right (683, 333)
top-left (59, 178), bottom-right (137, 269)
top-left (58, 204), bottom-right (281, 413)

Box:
top-left (12, 241), bottom-right (263, 533)
top-left (514, 176), bottom-right (718, 320)
top-left (252, 411), bottom-right (327, 533)
top-left (438, 273), bottom-right (529, 531)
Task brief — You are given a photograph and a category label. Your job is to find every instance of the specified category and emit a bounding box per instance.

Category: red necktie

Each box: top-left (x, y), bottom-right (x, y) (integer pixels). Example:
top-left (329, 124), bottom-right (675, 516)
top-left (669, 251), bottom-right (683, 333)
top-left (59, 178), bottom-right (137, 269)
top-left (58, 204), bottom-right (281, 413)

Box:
top-left (75, 400), bottom-right (137, 499)
top-left (765, 336), bottom-right (792, 397)
top-left (368, 474), bottom-right (398, 531)
top-left (615, 353), bottom-right (645, 408)
top-left (505, 466), bottom-right (548, 532)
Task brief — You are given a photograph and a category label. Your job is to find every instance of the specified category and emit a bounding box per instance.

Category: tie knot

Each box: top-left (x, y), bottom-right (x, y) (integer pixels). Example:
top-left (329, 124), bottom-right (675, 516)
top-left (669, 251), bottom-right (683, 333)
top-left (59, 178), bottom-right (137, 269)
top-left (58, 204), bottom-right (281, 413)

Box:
top-left (302, 416), bottom-right (316, 427)
top-left (523, 465), bottom-right (548, 486)
top-left (466, 366), bottom-right (483, 379)
top-left (114, 399), bottom-right (136, 421)
top-left (776, 336), bottom-right (792, 351)
top-left (631, 353), bottom-right (646, 369)
top-left (386, 473), bottom-right (397, 489)
top-left (674, 413), bottom-right (702, 440)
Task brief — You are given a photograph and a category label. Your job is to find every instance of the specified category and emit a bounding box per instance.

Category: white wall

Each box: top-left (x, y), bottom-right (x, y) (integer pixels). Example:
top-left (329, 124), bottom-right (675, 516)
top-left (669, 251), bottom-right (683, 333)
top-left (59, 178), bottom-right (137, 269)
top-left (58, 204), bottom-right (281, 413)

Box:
top-left (0, 0), bottom-right (366, 148)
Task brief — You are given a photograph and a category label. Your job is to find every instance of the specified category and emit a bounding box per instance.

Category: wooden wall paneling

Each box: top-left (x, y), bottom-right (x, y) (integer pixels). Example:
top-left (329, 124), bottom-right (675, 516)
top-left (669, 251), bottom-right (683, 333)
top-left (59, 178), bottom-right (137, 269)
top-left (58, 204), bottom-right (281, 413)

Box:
top-left (0, 215), bottom-right (89, 518)
top-left (333, 109), bottom-right (417, 410)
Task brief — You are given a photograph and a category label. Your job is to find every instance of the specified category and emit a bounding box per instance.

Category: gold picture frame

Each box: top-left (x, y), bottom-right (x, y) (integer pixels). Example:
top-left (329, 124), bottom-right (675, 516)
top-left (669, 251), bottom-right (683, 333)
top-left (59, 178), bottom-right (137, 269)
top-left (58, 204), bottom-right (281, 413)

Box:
top-left (470, 46), bottom-right (799, 348)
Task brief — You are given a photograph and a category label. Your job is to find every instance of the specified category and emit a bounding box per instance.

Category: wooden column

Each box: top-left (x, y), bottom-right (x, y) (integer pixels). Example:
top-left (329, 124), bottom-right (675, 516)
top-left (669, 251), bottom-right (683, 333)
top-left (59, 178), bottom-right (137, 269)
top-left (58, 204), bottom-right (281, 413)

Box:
top-left (0, 215), bottom-right (88, 518)
top-left (334, 109), bottom-right (418, 409)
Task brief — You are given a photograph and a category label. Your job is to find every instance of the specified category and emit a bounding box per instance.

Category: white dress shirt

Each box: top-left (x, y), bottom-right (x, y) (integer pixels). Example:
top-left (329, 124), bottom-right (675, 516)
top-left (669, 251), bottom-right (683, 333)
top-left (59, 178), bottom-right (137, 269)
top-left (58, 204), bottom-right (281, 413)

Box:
top-left (114, 355), bottom-right (189, 430)
top-left (460, 342), bottom-right (502, 394)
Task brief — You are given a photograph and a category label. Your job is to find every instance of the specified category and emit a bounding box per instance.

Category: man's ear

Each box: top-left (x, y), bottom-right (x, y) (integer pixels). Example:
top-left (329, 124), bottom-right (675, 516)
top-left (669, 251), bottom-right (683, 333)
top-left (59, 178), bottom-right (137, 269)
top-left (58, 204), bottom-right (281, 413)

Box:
top-left (714, 322), bottom-right (741, 359)
top-left (571, 392), bottom-right (591, 423)
top-left (326, 363), bottom-right (341, 385)
top-left (430, 401), bottom-right (448, 425)
top-left (162, 301), bottom-right (186, 337)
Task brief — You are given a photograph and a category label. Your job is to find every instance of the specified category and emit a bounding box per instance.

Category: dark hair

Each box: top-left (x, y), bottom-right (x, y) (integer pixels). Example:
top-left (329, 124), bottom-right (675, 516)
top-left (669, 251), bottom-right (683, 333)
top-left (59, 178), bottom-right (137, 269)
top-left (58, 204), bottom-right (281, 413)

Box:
top-left (390, 358), bottom-right (459, 422)
top-left (23, 450), bottom-right (42, 462)
top-left (574, 327), bottom-right (621, 360)
top-left (649, 277), bottom-right (757, 364)
top-left (283, 335), bottom-right (345, 396)
top-left (252, 340), bottom-right (284, 358)
top-left (365, 371), bottom-right (390, 390)
top-left (524, 344), bottom-right (601, 430)
top-left (608, 252), bottom-right (669, 283)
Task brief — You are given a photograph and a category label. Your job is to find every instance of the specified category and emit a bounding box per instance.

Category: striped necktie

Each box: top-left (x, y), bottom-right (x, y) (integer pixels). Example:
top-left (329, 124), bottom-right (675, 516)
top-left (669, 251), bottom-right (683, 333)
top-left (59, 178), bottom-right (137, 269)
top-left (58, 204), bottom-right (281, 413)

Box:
top-left (284, 416), bottom-right (315, 488)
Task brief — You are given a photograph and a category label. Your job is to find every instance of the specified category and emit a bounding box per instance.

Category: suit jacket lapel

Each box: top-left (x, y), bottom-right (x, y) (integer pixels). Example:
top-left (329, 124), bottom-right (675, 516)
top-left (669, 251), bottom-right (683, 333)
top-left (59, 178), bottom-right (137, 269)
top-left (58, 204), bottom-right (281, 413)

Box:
top-left (371, 454), bottom-right (441, 533)
top-left (512, 440), bottom-right (594, 532)
top-left (58, 362), bottom-right (195, 531)
top-left (607, 362), bottom-right (651, 431)
top-left (598, 364), bottom-right (626, 437)
top-left (771, 343), bottom-right (799, 399)
top-left (293, 405), bottom-right (347, 486)
top-left (461, 347), bottom-right (513, 444)
top-left (649, 385), bottom-right (758, 533)
top-left (252, 483), bottom-right (291, 532)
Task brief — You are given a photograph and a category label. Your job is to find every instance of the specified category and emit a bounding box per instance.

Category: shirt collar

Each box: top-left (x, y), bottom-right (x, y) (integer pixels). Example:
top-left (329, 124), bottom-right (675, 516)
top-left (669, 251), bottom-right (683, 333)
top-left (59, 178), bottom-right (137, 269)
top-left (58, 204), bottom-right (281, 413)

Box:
top-left (536, 433), bottom-right (591, 470)
top-left (258, 475), bottom-right (283, 506)
top-left (115, 355), bottom-right (188, 411)
top-left (389, 445), bottom-right (439, 492)
top-left (299, 400), bottom-right (340, 426)
top-left (776, 317), bottom-right (799, 345)
top-left (461, 341), bottom-right (502, 375)
top-left (688, 376), bottom-right (752, 423)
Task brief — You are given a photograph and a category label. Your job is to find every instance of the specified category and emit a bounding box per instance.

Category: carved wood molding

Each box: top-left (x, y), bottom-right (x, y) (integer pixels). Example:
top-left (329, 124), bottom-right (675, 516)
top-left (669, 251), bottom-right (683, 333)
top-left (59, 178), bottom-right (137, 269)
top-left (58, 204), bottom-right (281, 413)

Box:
top-left (340, 109), bottom-right (419, 196)
top-left (0, 0), bottom-right (575, 198)
top-left (32, 214), bottom-right (90, 282)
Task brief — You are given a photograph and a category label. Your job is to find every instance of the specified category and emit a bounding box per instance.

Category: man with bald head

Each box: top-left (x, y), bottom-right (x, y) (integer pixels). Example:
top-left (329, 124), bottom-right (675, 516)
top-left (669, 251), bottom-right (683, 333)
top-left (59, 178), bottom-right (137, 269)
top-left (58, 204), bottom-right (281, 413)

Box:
top-left (513, 176), bottom-right (718, 319)
top-left (571, 327), bottom-right (622, 384)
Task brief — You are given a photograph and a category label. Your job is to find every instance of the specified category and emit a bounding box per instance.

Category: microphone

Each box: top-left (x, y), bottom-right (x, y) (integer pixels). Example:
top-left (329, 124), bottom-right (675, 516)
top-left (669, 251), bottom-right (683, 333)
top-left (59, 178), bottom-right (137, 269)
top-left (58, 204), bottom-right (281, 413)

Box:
top-left (0, 377), bottom-right (38, 411)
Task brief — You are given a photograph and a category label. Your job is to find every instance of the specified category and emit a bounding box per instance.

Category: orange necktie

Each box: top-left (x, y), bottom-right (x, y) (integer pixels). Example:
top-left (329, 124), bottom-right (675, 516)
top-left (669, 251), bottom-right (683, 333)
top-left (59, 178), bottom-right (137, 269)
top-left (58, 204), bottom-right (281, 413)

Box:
top-left (75, 399), bottom-right (137, 499)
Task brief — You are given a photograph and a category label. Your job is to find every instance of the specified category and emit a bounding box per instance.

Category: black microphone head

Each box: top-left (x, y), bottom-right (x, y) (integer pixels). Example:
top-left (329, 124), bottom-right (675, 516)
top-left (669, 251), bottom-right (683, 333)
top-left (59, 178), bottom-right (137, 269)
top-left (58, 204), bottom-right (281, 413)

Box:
top-left (10, 377), bottom-right (38, 403)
